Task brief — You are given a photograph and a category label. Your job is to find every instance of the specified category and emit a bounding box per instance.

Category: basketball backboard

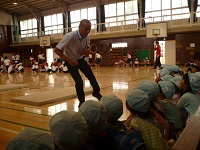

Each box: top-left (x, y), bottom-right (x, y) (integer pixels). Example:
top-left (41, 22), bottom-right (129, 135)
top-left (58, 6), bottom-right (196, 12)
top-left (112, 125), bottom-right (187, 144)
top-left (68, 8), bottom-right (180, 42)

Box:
top-left (146, 22), bottom-right (167, 38)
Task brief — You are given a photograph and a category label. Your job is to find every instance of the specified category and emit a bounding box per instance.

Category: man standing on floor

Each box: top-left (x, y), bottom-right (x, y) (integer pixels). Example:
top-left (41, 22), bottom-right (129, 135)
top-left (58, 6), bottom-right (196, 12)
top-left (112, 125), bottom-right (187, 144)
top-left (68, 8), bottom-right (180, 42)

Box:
top-left (54, 19), bottom-right (102, 107)
top-left (153, 41), bottom-right (161, 69)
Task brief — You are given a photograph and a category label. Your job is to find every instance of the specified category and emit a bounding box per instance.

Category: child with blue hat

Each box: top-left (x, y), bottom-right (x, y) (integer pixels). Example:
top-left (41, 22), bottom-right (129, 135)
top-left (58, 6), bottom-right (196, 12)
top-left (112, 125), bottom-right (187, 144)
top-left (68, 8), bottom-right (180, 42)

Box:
top-left (79, 100), bottom-right (118, 150)
top-left (178, 72), bottom-right (200, 126)
top-left (155, 68), bottom-right (170, 83)
top-left (100, 94), bottom-right (146, 150)
top-left (124, 80), bottom-right (171, 141)
top-left (49, 110), bottom-right (88, 150)
top-left (170, 65), bottom-right (182, 77)
top-left (158, 81), bottom-right (183, 130)
top-left (170, 76), bottom-right (184, 100)
top-left (6, 128), bottom-right (55, 150)
top-left (125, 89), bottom-right (169, 150)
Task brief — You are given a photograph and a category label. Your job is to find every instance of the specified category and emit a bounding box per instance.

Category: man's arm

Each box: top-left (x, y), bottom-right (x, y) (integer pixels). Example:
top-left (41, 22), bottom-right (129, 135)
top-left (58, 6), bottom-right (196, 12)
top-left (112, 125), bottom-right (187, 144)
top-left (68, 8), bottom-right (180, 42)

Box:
top-left (54, 47), bottom-right (78, 67)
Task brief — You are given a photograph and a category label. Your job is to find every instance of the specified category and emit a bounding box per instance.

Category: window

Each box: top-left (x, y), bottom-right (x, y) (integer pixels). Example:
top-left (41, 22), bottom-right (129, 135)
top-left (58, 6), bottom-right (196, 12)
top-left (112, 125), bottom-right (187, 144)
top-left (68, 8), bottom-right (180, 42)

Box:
top-left (70, 7), bottom-right (96, 31)
top-left (172, 0), bottom-right (188, 8)
top-left (105, 0), bottom-right (138, 27)
top-left (146, 0), bottom-right (189, 23)
top-left (44, 13), bottom-right (63, 35)
top-left (20, 18), bottom-right (37, 38)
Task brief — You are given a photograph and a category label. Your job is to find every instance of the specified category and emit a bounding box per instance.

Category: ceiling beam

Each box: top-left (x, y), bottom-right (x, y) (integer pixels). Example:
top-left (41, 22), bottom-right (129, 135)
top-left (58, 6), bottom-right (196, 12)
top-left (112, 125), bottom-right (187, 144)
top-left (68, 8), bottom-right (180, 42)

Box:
top-left (17, 0), bottom-right (41, 20)
top-left (0, 7), bottom-right (10, 14)
top-left (53, 0), bottom-right (68, 19)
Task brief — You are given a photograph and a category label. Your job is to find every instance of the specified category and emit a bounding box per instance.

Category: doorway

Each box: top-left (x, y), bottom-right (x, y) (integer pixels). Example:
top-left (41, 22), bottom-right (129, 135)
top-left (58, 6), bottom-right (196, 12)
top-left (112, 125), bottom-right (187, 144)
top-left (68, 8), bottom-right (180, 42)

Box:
top-left (154, 40), bottom-right (176, 65)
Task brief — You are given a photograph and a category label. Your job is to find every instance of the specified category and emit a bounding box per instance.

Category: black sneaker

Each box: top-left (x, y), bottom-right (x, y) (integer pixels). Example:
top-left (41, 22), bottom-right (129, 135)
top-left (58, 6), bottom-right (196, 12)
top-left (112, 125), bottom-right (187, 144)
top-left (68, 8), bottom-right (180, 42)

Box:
top-left (92, 92), bottom-right (102, 100)
top-left (78, 101), bottom-right (84, 108)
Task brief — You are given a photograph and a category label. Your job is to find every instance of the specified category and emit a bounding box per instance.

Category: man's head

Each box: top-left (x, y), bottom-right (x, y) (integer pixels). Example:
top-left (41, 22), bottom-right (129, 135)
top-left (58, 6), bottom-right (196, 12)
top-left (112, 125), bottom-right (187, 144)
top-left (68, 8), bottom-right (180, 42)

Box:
top-left (156, 41), bottom-right (159, 45)
top-left (79, 19), bottom-right (91, 38)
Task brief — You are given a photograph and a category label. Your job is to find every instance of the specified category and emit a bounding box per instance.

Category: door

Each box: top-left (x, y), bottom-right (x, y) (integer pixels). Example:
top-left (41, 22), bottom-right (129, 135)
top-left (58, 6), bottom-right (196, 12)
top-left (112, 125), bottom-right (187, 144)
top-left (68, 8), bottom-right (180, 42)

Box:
top-left (165, 40), bottom-right (176, 65)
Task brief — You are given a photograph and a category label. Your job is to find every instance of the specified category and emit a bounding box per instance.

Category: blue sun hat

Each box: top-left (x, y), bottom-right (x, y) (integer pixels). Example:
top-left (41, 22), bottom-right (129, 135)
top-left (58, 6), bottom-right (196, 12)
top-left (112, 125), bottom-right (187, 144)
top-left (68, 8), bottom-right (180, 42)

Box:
top-left (158, 81), bottom-right (175, 99)
top-left (49, 110), bottom-right (88, 150)
top-left (159, 68), bottom-right (170, 77)
top-left (160, 74), bottom-right (173, 81)
top-left (162, 64), bottom-right (172, 73)
top-left (188, 72), bottom-right (200, 93)
top-left (6, 128), bottom-right (55, 150)
top-left (79, 100), bottom-right (107, 134)
top-left (170, 76), bottom-right (182, 87)
top-left (171, 65), bottom-right (180, 73)
top-left (135, 80), bottom-right (159, 101)
top-left (125, 89), bottom-right (150, 112)
top-left (100, 94), bottom-right (123, 122)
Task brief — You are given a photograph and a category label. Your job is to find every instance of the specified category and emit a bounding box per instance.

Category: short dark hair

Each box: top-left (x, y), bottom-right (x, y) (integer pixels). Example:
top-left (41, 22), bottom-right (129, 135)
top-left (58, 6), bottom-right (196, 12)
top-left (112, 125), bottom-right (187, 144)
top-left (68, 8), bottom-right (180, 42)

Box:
top-left (79, 19), bottom-right (91, 27)
top-left (156, 41), bottom-right (159, 44)
top-left (193, 52), bottom-right (200, 60)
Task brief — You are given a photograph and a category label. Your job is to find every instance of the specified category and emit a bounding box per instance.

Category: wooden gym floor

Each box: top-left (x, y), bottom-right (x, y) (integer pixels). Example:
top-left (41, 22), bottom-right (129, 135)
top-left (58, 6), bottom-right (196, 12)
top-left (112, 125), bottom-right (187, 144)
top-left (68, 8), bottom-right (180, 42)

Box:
top-left (0, 65), bottom-right (169, 149)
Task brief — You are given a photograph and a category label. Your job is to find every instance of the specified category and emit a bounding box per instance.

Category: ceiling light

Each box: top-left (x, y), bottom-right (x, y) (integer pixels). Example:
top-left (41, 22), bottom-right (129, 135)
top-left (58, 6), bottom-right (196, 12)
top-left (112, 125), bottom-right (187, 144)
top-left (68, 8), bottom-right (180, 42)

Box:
top-left (13, 0), bottom-right (18, 5)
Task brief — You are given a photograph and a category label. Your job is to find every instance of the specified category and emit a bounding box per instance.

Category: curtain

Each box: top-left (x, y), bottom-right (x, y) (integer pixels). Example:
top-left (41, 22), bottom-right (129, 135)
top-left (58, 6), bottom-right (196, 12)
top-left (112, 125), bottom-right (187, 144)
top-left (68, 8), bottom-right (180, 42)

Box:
top-left (188, 0), bottom-right (198, 22)
top-left (63, 14), bottom-right (66, 35)
top-left (137, 0), bottom-right (146, 28)
top-left (97, 5), bottom-right (106, 32)
top-left (67, 11), bottom-right (71, 32)
top-left (41, 16), bottom-right (44, 34)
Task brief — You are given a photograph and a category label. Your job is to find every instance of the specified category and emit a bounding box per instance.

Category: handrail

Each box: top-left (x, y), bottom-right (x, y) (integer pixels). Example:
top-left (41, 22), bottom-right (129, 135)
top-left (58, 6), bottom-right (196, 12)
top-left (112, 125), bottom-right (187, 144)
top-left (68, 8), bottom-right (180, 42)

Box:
top-left (12, 12), bottom-right (200, 44)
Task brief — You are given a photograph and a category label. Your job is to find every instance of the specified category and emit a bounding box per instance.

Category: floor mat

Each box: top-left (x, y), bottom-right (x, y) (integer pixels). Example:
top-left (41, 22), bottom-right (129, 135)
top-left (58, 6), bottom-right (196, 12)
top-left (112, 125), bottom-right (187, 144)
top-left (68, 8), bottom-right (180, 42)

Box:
top-left (0, 84), bottom-right (29, 92)
top-left (11, 87), bottom-right (92, 106)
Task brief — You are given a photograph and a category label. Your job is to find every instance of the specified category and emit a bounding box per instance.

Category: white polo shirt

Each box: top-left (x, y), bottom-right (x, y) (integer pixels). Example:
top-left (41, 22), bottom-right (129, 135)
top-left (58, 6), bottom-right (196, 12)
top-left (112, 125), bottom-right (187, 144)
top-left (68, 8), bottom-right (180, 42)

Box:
top-left (56, 30), bottom-right (90, 60)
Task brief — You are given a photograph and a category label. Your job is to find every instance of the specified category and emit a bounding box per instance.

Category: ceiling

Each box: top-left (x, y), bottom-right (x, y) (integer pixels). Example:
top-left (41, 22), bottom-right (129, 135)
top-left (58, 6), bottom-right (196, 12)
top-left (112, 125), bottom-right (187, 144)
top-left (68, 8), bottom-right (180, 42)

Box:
top-left (0, 0), bottom-right (94, 19)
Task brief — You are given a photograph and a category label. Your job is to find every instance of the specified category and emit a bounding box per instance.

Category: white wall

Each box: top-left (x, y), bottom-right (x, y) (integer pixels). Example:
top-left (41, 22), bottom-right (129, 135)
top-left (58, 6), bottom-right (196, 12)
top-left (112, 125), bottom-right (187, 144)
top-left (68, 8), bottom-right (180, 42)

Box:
top-left (165, 40), bottom-right (176, 65)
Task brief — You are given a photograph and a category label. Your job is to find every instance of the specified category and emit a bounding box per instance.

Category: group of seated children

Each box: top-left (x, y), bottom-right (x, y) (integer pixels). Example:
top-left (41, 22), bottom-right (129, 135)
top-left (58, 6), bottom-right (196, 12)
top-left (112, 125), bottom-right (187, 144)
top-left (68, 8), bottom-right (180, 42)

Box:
top-left (32, 60), bottom-right (69, 74)
top-left (114, 56), bottom-right (141, 68)
top-left (7, 65), bottom-right (200, 149)
top-left (0, 60), bottom-right (24, 74)
top-left (6, 53), bottom-right (200, 150)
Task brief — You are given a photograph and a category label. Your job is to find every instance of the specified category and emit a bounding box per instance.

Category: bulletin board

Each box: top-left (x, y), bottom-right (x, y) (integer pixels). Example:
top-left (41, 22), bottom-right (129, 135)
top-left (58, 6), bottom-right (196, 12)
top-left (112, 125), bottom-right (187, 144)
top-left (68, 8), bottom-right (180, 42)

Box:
top-left (136, 49), bottom-right (150, 60)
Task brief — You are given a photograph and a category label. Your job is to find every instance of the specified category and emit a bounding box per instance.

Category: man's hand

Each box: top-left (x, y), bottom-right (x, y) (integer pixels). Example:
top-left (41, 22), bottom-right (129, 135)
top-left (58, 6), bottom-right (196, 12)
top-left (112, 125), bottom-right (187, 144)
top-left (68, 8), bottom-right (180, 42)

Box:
top-left (80, 49), bottom-right (90, 57)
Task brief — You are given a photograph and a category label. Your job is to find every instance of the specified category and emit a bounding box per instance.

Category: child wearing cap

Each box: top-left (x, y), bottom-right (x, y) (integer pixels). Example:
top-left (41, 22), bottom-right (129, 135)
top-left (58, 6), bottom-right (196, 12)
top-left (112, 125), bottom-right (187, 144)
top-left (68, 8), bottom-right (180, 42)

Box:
top-left (170, 65), bottom-right (182, 77)
top-left (18, 63), bottom-right (24, 73)
top-left (185, 52), bottom-right (200, 73)
top-left (155, 68), bottom-right (170, 83)
top-left (8, 63), bottom-right (15, 74)
top-left (7, 127), bottom-right (55, 150)
top-left (32, 61), bottom-right (39, 74)
top-left (124, 80), bottom-right (171, 141)
top-left (177, 72), bottom-right (200, 126)
top-left (49, 110), bottom-right (88, 150)
top-left (158, 81), bottom-right (183, 140)
top-left (79, 100), bottom-right (118, 150)
top-left (125, 89), bottom-right (169, 150)
top-left (169, 76), bottom-right (184, 100)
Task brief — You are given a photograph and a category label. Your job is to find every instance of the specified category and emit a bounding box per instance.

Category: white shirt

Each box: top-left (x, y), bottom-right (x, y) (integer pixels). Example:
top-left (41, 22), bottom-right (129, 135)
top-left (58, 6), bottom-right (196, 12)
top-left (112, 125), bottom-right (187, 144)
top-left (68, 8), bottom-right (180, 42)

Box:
top-left (18, 66), bottom-right (23, 71)
top-left (4, 59), bottom-right (10, 66)
top-left (56, 30), bottom-right (90, 60)
top-left (63, 66), bottom-right (68, 71)
top-left (15, 54), bottom-right (20, 60)
top-left (38, 54), bottom-right (43, 59)
top-left (95, 53), bottom-right (101, 59)
top-left (52, 65), bottom-right (57, 71)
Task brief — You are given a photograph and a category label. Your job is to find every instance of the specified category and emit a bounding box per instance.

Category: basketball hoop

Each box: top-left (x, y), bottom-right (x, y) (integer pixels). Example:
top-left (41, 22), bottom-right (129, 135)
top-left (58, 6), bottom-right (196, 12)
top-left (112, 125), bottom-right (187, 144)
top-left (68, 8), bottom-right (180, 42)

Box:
top-left (153, 34), bottom-right (159, 40)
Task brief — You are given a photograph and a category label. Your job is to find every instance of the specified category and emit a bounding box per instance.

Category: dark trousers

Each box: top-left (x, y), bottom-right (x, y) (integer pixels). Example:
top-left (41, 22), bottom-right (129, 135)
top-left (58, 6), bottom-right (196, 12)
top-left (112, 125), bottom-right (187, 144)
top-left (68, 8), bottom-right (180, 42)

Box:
top-left (154, 56), bottom-right (161, 68)
top-left (66, 58), bottom-right (100, 103)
